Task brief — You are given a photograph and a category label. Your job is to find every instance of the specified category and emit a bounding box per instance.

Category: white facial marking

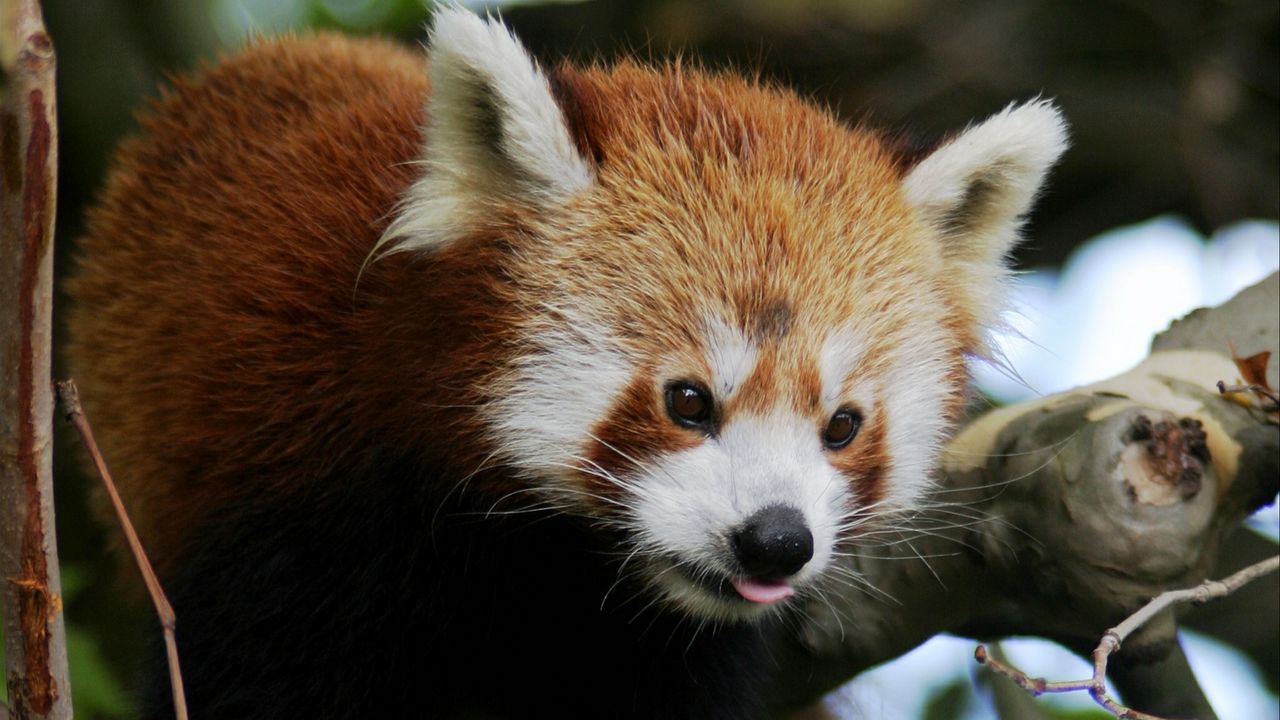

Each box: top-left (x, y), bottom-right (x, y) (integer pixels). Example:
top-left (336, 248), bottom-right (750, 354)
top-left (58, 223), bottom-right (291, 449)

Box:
top-left (878, 324), bottom-right (953, 510)
top-left (819, 325), bottom-right (875, 415)
top-left (704, 316), bottom-right (759, 399)
top-left (489, 312), bottom-right (631, 485)
top-left (630, 410), bottom-right (850, 619)
top-left (818, 322), bottom-right (951, 512)
top-left (820, 326), bottom-right (862, 411)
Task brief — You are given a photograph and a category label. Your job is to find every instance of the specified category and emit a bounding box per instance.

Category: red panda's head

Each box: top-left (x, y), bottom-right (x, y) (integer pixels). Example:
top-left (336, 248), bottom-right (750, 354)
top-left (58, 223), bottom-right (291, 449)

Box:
top-left (380, 10), bottom-right (1067, 621)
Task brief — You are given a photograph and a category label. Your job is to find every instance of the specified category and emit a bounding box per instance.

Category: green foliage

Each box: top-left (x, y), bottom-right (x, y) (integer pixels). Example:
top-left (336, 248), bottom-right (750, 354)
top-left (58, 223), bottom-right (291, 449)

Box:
top-left (62, 565), bottom-right (129, 719)
top-left (300, 0), bottom-right (432, 36)
top-left (66, 623), bottom-right (130, 719)
top-left (207, 0), bottom-right (434, 38)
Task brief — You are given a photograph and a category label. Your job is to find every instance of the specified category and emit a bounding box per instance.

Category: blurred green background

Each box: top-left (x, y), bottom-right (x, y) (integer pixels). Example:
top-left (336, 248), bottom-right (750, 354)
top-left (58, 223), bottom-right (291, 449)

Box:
top-left (9, 0), bottom-right (1277, 717)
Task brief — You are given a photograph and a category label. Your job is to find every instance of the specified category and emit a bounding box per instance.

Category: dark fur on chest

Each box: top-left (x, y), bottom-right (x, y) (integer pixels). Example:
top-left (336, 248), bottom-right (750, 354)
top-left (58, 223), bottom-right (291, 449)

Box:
top-left (137, 456), bottom-right (778, 719)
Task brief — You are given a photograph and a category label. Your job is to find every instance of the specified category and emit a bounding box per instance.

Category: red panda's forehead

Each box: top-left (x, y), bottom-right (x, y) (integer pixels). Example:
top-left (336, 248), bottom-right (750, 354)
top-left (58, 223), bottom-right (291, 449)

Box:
top-left (539, 68), bottom-right (946, 354)
top-left (546, 63), bottom-right (935, 307)
top-left (555, 61), bottom-right (907, 211)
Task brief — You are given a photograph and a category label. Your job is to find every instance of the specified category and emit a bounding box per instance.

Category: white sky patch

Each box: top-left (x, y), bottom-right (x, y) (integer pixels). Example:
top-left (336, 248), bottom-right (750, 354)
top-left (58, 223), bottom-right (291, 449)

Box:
top-left (823, 630), bottom-right (1278, 719)
top-left (976, 217), bottom-right (1280, 403)
top-left (1181, 628), bottom-right (1280, 720)
top-left (704, 316), bottom-right (759, 398)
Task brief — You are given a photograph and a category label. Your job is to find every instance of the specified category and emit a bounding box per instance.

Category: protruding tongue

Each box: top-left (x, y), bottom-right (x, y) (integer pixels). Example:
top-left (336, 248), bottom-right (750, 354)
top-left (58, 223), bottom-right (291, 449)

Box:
top-left (730, 576), bottom-right (795, 604)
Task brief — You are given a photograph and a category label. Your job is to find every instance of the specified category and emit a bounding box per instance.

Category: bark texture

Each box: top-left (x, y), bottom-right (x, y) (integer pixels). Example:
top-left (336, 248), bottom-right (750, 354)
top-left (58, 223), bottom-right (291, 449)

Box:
top-left (0, 1), bottom-right (70, 717)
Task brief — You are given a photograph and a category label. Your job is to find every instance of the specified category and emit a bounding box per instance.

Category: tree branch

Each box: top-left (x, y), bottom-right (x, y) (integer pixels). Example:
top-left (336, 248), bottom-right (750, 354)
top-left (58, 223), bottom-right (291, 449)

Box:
top-left (0, 0), bottom-right (70, 717)
top-left (976, 556), bottom-right (1278, 719)
top-left (771, 272), bottom-right (1279, 716)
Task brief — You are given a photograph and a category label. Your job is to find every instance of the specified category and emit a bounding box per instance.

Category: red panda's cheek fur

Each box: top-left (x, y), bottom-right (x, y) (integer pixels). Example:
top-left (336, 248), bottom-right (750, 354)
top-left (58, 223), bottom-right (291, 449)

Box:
top-left (581, 371), bottom-right (702, 505)
top-left (829, 411), bottom-right (890, 510)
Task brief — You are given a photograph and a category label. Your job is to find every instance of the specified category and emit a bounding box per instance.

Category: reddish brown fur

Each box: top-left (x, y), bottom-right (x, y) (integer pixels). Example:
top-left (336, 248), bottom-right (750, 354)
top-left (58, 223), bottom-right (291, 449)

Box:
top-left (61, 28), bottom-right (1047, 720)
top-left (583, 371), bottom-right (703, 496)
top-left (67, 35), bottom-right (523, 578)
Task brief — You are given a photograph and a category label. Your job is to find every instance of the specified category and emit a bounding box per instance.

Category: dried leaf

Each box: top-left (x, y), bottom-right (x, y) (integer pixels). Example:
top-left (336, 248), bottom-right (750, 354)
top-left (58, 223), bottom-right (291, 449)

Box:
top-left (1226, 341), bottom-right (1278, 418)
top-left (1235, 350), bottom-right (1273, 391)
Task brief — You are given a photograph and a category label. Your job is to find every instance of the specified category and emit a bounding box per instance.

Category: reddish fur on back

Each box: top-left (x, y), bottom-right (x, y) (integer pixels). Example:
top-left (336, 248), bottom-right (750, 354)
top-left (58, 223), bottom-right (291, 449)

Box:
top-left (67, 35), bottom-right (518, 578)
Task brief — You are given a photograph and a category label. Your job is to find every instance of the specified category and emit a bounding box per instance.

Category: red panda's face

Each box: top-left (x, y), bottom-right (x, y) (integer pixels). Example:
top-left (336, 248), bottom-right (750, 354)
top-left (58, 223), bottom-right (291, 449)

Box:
top-left (487, 177), bottom-right (964, 620)
top-left (381, 10), bottom-right (1067, 621)
top-left (572, 324), bottom-right (945, 620)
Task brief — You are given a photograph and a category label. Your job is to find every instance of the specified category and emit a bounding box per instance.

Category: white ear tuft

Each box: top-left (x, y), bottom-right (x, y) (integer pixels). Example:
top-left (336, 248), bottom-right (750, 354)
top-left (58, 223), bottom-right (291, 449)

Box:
top-left (379, 8), bottom-right (593, 255)
top-left (904, 98), bottom-right (1067, 265)
top-left (903, 99), bottom-right (1068, 339)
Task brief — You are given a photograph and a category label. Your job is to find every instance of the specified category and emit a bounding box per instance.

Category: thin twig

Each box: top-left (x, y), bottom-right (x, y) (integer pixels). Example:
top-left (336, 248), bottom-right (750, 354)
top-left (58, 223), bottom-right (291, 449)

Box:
top-left (1216, 381), bottom-right (1280, 411)
top-left (55, 380), bottom-right (189, 720)
top-left (977, 555), bottom-right (1280, 720)
top-left (1110, 555), bottom-right (1280, 645)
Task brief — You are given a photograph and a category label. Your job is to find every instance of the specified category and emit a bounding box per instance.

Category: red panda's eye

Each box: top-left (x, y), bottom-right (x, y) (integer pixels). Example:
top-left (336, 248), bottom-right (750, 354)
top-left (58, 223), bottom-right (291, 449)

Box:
top-left (823, 409), bottom-right (862, 450)
top-left (665, 382), bottom-right (713, 428)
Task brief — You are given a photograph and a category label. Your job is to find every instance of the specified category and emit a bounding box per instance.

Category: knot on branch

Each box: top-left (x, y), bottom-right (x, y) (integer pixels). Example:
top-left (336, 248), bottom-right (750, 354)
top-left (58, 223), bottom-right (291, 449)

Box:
top-left (1193, 580), bottom-right (1228, 605)
top-left (19, 31), bottom-right (54, 71)
top-left (53, 379), bottom-right (81, 420)
top-left (1099, 630), bottom-right (1122, 655)
top-left (1122, 415), bottom-right (1209, 504)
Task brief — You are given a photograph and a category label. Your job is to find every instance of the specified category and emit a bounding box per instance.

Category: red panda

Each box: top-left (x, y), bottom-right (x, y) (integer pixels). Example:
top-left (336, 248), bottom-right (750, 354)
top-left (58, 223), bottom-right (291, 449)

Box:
top-left (66, 9), bottom-right (1066, 719)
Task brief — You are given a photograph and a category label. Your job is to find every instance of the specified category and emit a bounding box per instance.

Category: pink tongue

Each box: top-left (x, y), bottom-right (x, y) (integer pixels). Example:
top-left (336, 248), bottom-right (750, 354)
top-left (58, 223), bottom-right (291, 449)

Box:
top-left (730, 576), bottom-right (795, 604)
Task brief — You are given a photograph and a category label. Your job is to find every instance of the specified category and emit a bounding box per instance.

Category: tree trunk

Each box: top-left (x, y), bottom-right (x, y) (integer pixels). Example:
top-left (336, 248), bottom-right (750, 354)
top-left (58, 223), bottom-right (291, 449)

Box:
top-left (0, 1), bottom-right (70, 717)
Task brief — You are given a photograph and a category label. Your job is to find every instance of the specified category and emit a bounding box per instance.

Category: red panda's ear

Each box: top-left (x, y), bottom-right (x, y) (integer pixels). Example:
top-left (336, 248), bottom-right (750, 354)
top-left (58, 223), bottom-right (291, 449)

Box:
top-left (902, 99), bottom-right (1068, 338)
top-left (379, 9), bottom-right (594, 255)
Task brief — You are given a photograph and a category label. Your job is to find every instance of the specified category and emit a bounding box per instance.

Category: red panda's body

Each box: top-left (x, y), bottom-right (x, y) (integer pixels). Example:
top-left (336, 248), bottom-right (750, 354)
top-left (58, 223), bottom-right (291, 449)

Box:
top-left (70, 35), bottom-right (435, 579)
top-left (68, 11), bottom-right (1066, 719)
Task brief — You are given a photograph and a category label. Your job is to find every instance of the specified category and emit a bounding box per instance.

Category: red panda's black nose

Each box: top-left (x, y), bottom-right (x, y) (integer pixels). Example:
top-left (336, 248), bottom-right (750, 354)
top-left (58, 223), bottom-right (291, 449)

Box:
top-left (731, 505), bottom-right (814, 579)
